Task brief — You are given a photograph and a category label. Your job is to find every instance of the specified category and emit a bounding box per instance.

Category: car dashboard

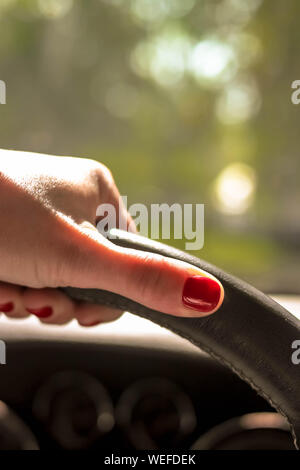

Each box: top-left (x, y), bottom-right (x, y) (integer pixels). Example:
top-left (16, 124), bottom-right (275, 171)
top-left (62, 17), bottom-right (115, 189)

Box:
top-left (0, 296), bottom-right (299, 450)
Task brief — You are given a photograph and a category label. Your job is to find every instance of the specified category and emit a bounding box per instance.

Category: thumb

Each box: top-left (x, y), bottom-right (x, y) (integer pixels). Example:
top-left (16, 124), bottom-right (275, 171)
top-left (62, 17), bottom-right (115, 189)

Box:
top-left (67, 225), bottom-right (224, 318)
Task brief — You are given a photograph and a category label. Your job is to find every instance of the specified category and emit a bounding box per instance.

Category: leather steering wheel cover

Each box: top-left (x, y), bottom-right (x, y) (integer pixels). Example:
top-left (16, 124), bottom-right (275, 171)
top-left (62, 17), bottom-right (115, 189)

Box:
top-left (61, 230), bottom-right (300, 449)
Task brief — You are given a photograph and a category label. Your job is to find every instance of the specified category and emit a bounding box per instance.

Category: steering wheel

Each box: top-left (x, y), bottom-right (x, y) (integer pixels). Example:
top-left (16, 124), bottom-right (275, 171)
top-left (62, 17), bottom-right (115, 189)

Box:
top-left (62, 229), bottom-right (300, 449)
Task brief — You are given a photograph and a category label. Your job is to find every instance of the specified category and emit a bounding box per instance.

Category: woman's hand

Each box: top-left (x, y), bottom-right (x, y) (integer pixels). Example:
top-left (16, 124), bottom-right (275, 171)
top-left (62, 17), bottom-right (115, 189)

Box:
top-left (0, 150), bottom-right (224, 326)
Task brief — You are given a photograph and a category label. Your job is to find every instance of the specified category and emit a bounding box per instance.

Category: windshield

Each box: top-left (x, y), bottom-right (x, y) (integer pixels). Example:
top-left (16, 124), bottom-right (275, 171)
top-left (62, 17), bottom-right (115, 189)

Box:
top-left (0, 0), bottom-right (299, 294)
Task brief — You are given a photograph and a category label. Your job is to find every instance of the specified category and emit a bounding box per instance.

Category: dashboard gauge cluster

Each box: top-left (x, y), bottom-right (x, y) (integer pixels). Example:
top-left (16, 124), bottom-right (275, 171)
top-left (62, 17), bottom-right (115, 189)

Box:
top-left (0, 369), bottom-right (295, 450)
top-left (29, 372), bottom-right (197, 450)
top-left (32, 371), bottom-right (115, 449)
top-left (116, 378), bottom-right (197, 449)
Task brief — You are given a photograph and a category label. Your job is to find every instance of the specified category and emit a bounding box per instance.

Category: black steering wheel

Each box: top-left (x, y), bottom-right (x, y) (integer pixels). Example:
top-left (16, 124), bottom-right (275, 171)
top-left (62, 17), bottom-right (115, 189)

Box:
top-left (62, 229), bottom-right (300, 449)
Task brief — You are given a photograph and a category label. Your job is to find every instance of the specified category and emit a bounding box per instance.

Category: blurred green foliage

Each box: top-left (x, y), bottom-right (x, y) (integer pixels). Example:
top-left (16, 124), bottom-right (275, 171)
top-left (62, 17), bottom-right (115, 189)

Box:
top-left (0, 0), bottom-right (299, 292)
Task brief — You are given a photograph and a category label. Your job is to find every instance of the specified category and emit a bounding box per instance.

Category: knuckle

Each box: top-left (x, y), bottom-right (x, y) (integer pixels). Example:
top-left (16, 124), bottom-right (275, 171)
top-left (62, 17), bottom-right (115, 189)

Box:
top-left (88, 161), bottom-right (118, 203)
top-left (93, 161), bottom-right (114, 186)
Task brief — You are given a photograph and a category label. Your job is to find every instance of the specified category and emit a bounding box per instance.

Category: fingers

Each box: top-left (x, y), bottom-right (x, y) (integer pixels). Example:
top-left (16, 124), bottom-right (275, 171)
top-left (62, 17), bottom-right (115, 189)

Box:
top-left (0, 282), bottom-right (28, 318)
top-left (23, 288), bottom-right (75, 325)
top-left (66, 227), bottom-right (225, 318)
top-left (75, 303), bottom-right (122, 327)
top-left (0, 282), bottom-right (122, 326)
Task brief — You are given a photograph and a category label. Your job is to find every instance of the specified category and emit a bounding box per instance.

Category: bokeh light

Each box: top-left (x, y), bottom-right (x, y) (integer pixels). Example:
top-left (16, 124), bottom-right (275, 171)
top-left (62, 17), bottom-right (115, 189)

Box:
top-left (216, 78), bottom-right (261, 125)
top-left (131, 27), bottom-right (191, 87)
top-left (38, 0), bottom-right (73, 19)
top-left (213, 163), bottom-right (256, 215)
top-left (130, 0), bottom-right (195, 26)
top-left (189, 38), bottom-right (237, 86)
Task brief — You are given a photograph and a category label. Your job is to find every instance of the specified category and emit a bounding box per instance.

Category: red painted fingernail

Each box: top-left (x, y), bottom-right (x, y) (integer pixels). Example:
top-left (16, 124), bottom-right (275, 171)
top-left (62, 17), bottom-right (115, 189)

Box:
top-left (0, 302), bottom-right (14, 313)
top-left (26, 306), bottom-right (53, 318)
top-left (182, 276), bottom-right (222, 313)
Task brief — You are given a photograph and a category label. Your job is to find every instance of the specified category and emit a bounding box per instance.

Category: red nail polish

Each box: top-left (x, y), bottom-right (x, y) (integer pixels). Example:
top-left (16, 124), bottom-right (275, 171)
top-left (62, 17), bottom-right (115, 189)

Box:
top-left (0, 302), bottom-right (14, 313)
top-left (182, 276), bottom-right (222, 313)
top-left (26, 306), bottom-right (53, 318)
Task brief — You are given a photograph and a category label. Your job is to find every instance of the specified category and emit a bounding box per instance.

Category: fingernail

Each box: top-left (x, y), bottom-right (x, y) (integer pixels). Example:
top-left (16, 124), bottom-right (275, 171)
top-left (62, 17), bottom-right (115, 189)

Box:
top-left (0, 302), bottom-right (14, 313)
top-left (26, 306), bottom-right (53, 318)
top-left (182, 276), bottom-right (222, 313)
top-left (81, 321), bottom-right (100, 327)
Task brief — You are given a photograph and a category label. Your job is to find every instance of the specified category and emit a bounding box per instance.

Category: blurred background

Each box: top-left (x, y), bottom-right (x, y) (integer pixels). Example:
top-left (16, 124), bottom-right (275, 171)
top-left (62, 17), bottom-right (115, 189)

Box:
top-left (0, 0), bottom-right (299, 293)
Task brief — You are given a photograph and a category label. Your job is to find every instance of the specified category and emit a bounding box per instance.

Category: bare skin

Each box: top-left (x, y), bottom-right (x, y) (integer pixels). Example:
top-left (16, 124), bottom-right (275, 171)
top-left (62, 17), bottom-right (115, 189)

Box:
top-left (0, 150), bottom-right (224, 327)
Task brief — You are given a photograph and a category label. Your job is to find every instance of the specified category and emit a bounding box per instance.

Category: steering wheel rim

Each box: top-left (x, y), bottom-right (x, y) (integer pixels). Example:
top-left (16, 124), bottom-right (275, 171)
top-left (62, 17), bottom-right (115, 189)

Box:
top-left (62, 229), bottom-right (300, 449)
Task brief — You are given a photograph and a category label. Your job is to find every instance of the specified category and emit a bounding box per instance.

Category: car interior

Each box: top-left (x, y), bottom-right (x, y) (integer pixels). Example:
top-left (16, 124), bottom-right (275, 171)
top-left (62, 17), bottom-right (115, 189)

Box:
top-left (0, 0), bottom-right (300, 452)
